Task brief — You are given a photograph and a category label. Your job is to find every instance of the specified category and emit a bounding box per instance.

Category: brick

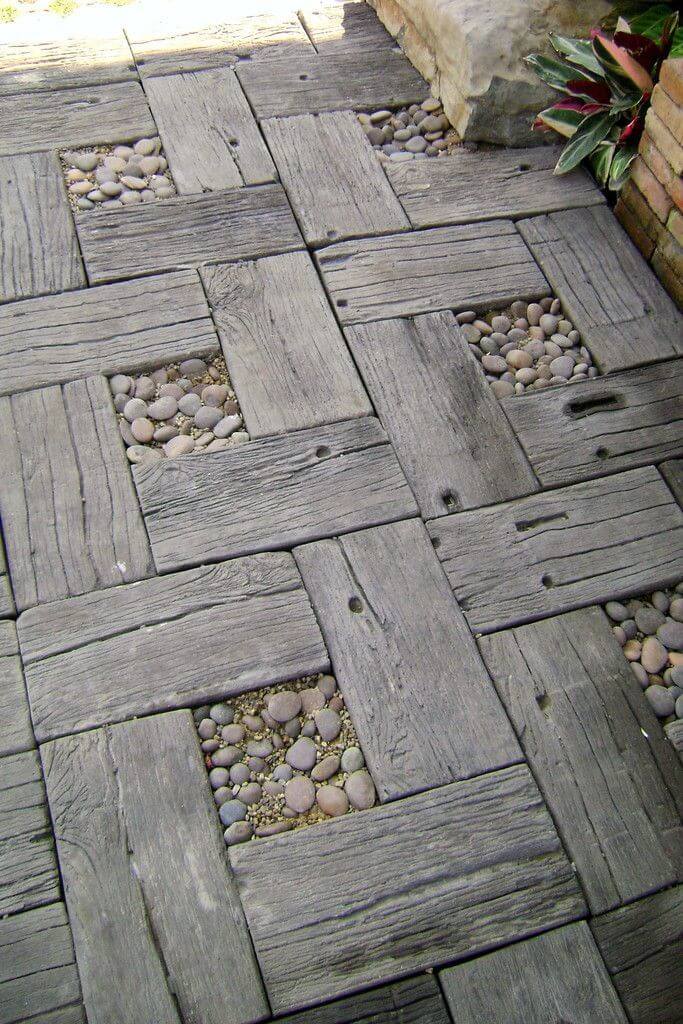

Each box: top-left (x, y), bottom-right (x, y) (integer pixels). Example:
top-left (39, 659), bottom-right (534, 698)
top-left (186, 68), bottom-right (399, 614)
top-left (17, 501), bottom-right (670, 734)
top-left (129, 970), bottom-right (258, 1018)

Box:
top-left (618, 179), bottom-right (665, 247)
top-left (667, 207), bottom-right (683, 246)
top-left (629, 154), bottom-right (673, 222)
top-left (645, 107), bottom-right (683, 175)
top-left (640, 133), bottom-right (683, 210)
top-left (652, 81), bottom-right (683, 143)
top-left (660, 57), bottom-right (683, 107)
top-left (615, 196), bottom-right (656, 259)
top-left (652, 236), bottom-right (683, 308)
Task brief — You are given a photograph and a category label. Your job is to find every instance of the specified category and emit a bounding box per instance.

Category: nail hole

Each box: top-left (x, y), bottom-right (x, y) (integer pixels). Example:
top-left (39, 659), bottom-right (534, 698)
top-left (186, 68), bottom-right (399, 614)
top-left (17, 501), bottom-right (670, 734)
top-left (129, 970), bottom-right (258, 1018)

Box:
top-left (431, 536), bottom-right (441, 549)
top-left (348, 596), bottom-right (363, 613)
top-left (299, 74), bottom-right (309, 80)
top-left (442, 490), bottom-right (458, 512)
top-left (595, 446), bottom-right (609, 460)
top-left (229, 137), bottom-right (239, 146)
top-left (316, 445), bottom-right (331, 458)
top-left (541, 574), bottom-right (554, 589)
top-left (336, 299), bottom-right (348, 308)
top-left (536, 693), bottom-right (551, 712)
top-left (327, 230), bottom-right (338, 239)
top-left (519, 163), bottom-right (531, 171)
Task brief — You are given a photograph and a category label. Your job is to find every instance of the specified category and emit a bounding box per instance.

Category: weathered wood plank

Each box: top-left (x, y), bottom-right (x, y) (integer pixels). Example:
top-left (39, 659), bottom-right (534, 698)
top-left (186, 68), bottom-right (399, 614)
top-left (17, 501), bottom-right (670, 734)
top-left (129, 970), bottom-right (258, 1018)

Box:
top-left (19, 552), bottom-right (329, 740)
top-left (133, 417), bottom-right (418, 572)
top-left (1, 81), bottom-right (156, 156)
top-left (591, 886), bottom-right (683, 1024)
top-left (518, 207), bottom-right (682, 373)
top-left (42, 713), bottom-right (268, 1024)
top-left (345, 311), bottom-right (539, 515)
top-left (0, 539), bottom-right (14, 618)
top-left (385, 145), bottom-right (605, 227)
top-left (0, 378), bottom-right (154, 612)
top-left (316, 221), bottom-right (550, 325)
top-left (0, 750), bottom-right (59, 916)
top-left (0, 903), bottom-right (83, 1024)
top-left (439, 922), bottom-right (627, 1024)
top-left (0, 153), bottom-right (84, 304)
top-left (501, 359), bottom-right (683, 487)
top-left (262, 112), bottom-right (409, 245)
top-left (299, 0), bottom-right (397, 54)
top-left (429, 466), bottom-right (683, 633)
top-left (480, 607), bottom-right (683, 913)
top-left (294, 519), bottom-right (521, 800)
top-left (660, 457), bottom-right (683, 506)
top-left (230, 763), bottom-right (586, 1012)
top-left (236, 50), bottom-right (427, 118)
top-left (130, 11), bottom-right (314, 78)
top-left (145, 69), bottom-right (276, 192)
top-left (0, 621), bottom-right (32, 757)
top-left (0, 269), bottom-right (218, 397)
top-left (77, 184), bottom-right (303, 284)
top-left (200, 252), bottom-right (371, 437)
top-left (277, 975), bottom-right (449, 1024)
top-left (0, 35), bottom-right (136, 96)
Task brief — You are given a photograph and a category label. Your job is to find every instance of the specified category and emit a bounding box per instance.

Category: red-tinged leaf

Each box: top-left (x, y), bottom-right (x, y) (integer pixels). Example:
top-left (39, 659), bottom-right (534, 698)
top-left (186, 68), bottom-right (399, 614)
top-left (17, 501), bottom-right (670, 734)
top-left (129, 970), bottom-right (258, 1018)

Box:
top-left (618, 111), bottom-right (645, 144)
top-left (567, 78), bottom-right (612, 104)
top-left (592, 30), bottom-right (655, 93)
top-left (613, 30), bottom-right (660, 70)
top-left (533, 100), bottom-right (587, 138)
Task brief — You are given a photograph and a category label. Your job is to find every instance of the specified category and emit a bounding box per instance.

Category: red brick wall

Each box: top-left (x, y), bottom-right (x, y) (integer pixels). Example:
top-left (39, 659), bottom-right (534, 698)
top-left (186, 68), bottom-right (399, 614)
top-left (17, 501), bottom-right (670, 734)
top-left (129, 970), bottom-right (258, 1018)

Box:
top-left (616, 57), bottom-right (682, 307)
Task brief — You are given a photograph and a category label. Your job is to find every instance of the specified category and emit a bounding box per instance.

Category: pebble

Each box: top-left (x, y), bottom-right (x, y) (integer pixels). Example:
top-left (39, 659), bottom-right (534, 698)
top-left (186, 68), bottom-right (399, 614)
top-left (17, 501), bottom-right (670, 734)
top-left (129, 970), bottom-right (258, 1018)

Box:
top-left (285, 776), bottom-right (316, 813)
top-left (345, 770), bottom-right (377, 810)
top-left (341, 746), bottom-right (365, 772)
top-left (210, 703), bottom-right (234, 725)
top-left (230, 763), bottom-right (251, 785)
top-left (635, 607), bottom-right (666, 634)
top-left (286, 737), bottom-right (318, 771)
top-left (148, 396), bottom-right (178, 420)
top-left (645, 685), bottom-right (675, 717)
top-left (315, 708), bottom-right (342, 741)
top-left (224, 821), bottom-right (253, 845)
top-left (268, 690), bottom-right (302, 722)
top-left (219, 800), bottom-right (247, 826)
top-left (131, 418), bottom-right (154, 443)
top-left (194, 406), bottom-right (223, 430)
top-left (641, 637), bottom-right (669, 674)
top-left (213, 415), bottom-right (242, 439)
top-left (246, 739), bottom-right (273, 758)
top-left (548, 356), bottom-right (574, 379)
top-left (657, 619), bottom-right (683, 650)
top-left (311, 754), bottom-right (341, 781)
top-left (209, 767), bottom-right (229, 789)
top-left (316, 786), bottom-right (350, 816)
top-left (164, 435), bottom-right (195, 457)
top-left (237, 783), bottom-right (262, 805)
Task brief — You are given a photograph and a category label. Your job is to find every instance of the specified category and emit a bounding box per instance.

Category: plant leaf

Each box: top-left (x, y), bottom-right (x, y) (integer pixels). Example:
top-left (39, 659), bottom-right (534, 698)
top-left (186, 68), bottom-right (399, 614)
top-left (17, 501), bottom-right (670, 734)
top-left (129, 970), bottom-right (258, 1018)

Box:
top-left (524, 53), bottom-right (595, 92)
top-left (549, 34), bottom-right (603, 75)
top-left (609, 145), bottom-right (638, 190)
top-left (554, 109), bottom-right (616, 174)
top-left (589, 140), bottom-right (617, 185)
top-left (592, 30), bottom-right (655, 92)
top-left (628, 3), bottom-right (676, 41)
top-left (613, 30), bottom-right (661, 70)
top-left (534, 101), bottom-right (587, 137)
top-left (567, 78), bottom-right (612, 104)
top-left (670, 28), bottom-right (683, 57)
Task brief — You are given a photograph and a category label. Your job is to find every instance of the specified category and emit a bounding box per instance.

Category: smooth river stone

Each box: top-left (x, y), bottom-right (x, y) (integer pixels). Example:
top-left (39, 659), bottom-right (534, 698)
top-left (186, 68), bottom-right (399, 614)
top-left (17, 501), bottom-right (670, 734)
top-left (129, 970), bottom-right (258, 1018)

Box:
top-left (148, 396), bottom-right (178, 420)
top-left (316, 785), bottom-right (349, 817)
top-left (641, 636), bottom-right (669, 674)
top-left (314, 708), bottom-right (341, 741)
top-left (344, 770), bottom-right (376, 810)
top-left (311, 754), bottom-right (340, 782)
top-left (285, 737), bottom-right (317, 771)
top-left (268, 690), bottom-right (302, 723)
top-left (658, 619), bottom-right (683, 651)
top-left (284, 776), bottom-right (316, 813)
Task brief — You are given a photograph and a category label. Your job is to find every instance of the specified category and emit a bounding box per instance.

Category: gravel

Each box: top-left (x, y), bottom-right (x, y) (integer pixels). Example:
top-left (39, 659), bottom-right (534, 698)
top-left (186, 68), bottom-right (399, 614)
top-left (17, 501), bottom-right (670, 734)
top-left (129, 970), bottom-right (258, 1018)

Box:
top-left (359, 97), bottom-right (461, 164)
top-left (61, 138), bottom-right (176, 212)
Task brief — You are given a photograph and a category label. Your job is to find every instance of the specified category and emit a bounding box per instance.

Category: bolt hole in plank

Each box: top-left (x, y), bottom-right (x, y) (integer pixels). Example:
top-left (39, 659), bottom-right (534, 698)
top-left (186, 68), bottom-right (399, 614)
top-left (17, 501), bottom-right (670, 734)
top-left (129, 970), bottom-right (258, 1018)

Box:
top-left (316, 445), bottom-right (331, 459)
top-left (596, 447), bottom-right (610, 460)
top-left (442, 490), bottom-right (458, 511)
top-left (348, 596), bottom-right (363, 613)
top-left (566, 393), bottom-right (626, 419)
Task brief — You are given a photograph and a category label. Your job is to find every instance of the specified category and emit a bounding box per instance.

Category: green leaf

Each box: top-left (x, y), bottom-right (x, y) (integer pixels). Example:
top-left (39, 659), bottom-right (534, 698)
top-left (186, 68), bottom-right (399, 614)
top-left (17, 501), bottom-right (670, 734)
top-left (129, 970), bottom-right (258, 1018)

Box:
top-left (554, 110), bottom-right (616, 174)
top-left (608, 146), bottom-right (638, 190)
top-left (629, 3), bottom-right (674, 40)
top-left (535, 104), bottom-right (586, 137)
top-left (549, 34), bottom-right (603, 76)
top-left (668, 26), bottom-right (683, 57)
top-left (524, 53), bottom-right (594, 93)
top-left (589, 140), bottom-right (617, 185)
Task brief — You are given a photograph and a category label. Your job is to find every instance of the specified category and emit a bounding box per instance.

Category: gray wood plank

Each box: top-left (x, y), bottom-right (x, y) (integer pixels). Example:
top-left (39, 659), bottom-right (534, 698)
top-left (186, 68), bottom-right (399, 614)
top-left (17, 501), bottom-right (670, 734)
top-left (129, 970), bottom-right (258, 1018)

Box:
top-left (0, 750), bottom-right (60, 916)
top-left (345, 311), bottom-right (539, 515)
top-left (439, 922), bottom-right (627, 1024)
top-left (19, 552), bottom-right (329, 740)
top-left (145, 69), bottom-right (276, 193)
top-left (1, 80), bottom-right (156, 156)
top-left (130, 11), bottom-right (315, 78)
top-left (77, 184), bottom-right (303, 284)
top-left (660, 457), bottom-right (683, 506)
top-left (200, 252), bottom-right (372, 438)
top-left (277, 975), bottom-right (449, 1024)
top-left (0, 539), bottom-right (14, 618)
top-left (236, 49), bottom-right (427, 119)
top-left (0, 34), bottom-right (136, 96)
top-left (518, 207), bottom-right (683, 373)
top-left (43, 714), bottom-right (268, 1024)
top-left (262, 111), bottom-right (409, 246)
top-left (294, 519), bottom-right (521, 800)
top-left (429, 466), bottom-right (683, 634)
top-left (0, 378), bottom-right (154, 612)
top-left (501, 359), bottom-right (683, 487)
top-left (0, 269), bottom-right (218, 397)
top-left (0, 903), bottom-right (83, 1024)
top-left (229, 763), bottom-right (586, 1012)
top-left (316, 221), bottom-right (550, 325)
top-left (591, 886), bottom-right (683, 1024)
top-left (0, 152), bottom-right (84, 304)
top-left (133, 417), bottom-right (418, 572)
top-left (0, 621), bottom-right (33, 757)
top-left (385, 145), bottom-right (605, 228)
top-left (479, 607), bottom-right (683, 914)
top-left (299, 0), bottom-right (397, 55)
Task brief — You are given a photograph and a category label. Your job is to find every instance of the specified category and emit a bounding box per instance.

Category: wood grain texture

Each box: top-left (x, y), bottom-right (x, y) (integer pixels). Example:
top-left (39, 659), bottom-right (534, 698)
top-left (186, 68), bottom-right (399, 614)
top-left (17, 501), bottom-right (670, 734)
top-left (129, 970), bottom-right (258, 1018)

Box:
top-left (479, 607), bottom-right (683, 913)
top-left (145, 69), bottom-right (276, 192)
top-left (230, 763), bottom-right (586, 1012)
top-left (0, 269), bottom-right (218, 396)
top-left (277, 975), bottom-right (449, 1024)
top-left (518, 207), bottom-right (683, 373)
top-left (316, 221), bottom-right (550, 325)
top-left (262, 112), bottom-right (409, 245)
top-left (20, 553), bottom-right (329, 740)
top-left (0, 903), bottom-right (83, 1024)
top-left (43, 714), bottom-right (268, 1024)
top-left (130, 11), bottom-right (314, 77)
top-left (1, 80), bottom-right (156, 156)
top-left (501, 359), bottom-right (683, 486)
top-left (345, 311), bottom-right (539, 515)
top-left (385, 145), bottom-right (605, 227)
top-left (429, 466), bottom-right (683, 633)
top-left (0, 621), bottom-right (33, 757)
top-left (134, 417), bottom-right (418, 571)
top-left (0, 153), bottom-right (84, 304)
top-left (591, 886), bottom-right (683, 1024)
top-left (660, 457), bottom-right (683, 506)
top-left (0, 35), bottom-right (135, 96)
top-left (294, 519), bottom-right (521, 800)
top-left (299, 0), bottom-right (397, 54)
top-left (200, 252), bottom-right (371, 437)
top-left (0, 539), bottom-right (13, 618)
top-left (0, 750), bottom-right (59, 916)
top-left (439, 922), bottom-right (627, 1024)
top-left (236, 49), bottom-right (427, 118)
top-left (0, 378), bottom-right (153, 612)
top-left (77, 184), bottom-right (303, 284)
